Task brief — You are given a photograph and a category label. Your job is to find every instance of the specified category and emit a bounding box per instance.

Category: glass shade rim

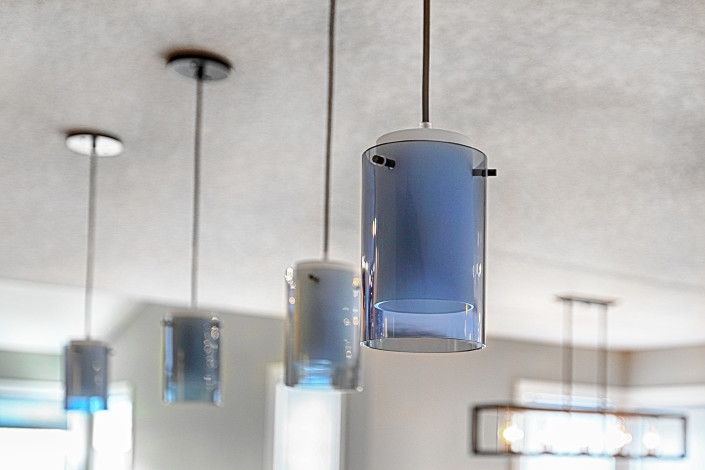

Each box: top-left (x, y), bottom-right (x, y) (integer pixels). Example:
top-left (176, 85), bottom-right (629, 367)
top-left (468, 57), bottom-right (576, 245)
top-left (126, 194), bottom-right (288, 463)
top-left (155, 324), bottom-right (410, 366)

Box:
top-left (363, 139), bottom-right (487, 162)
top-left (368, 127), bottom-right (486, 154)
top-left (291, 259), bottom-right (358, 273)
top-left (163, 311), bottom-right (220, 323)
top-left (362, 338), bottom-right (486, 353)
top-left (66, 339), bottom-right (109, 349)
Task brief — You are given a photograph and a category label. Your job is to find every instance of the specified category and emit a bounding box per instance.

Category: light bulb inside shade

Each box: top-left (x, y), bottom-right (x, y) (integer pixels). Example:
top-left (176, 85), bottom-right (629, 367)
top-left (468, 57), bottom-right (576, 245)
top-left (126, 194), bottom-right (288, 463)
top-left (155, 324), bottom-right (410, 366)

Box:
top-left (500, 423), bottom-right (525, 444)
top-left (606, 421), bottom-right (633, 452)
top-left (643, 430), bottom-right (661, 450)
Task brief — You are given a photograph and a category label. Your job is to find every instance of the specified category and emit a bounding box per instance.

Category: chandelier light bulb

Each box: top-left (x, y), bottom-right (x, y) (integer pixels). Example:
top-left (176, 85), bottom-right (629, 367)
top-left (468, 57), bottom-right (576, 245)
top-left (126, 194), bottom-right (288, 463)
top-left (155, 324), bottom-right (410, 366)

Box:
top-left (643, 430), bottom-right (661, 451)
top-left (500, 422), bottom-right (524, 444)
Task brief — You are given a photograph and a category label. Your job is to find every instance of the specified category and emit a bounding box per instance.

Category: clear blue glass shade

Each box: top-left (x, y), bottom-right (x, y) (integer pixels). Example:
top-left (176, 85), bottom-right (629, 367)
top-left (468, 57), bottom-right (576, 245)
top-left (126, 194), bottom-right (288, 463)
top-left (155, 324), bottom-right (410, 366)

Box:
top-left (64, 340), bottom-right (109, 412)
top-left (361, 128), bottom-right (487, 352)
top-left (285, 261), bottom-right (361, 390)
top-left (163, 314), bottom-right (221, 404)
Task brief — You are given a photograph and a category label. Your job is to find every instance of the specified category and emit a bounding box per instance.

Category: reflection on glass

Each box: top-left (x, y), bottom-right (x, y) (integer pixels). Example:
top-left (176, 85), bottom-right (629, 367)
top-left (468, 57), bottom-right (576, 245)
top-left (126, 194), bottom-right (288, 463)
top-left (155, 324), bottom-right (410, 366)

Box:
top-left (361, 129), bottom-right (488, 352)
top-left (285, 261), bottom-right (361, 391)
top-left (64, 341), bottom-right (109, 413)
top-left (162, 314), bottom-right (221, 404)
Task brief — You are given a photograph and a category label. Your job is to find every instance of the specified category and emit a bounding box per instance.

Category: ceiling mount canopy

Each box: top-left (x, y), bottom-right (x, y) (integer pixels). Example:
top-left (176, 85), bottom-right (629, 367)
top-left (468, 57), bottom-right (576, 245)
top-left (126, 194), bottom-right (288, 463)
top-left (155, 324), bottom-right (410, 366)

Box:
top-left (65, 132), bottom-right (124, 158)
top-left (63, 131), bottom-right (122, 413)
top-left (162, 51), bottom-right (230, 405)
top-left (166, 53), bottom-right (232, 82)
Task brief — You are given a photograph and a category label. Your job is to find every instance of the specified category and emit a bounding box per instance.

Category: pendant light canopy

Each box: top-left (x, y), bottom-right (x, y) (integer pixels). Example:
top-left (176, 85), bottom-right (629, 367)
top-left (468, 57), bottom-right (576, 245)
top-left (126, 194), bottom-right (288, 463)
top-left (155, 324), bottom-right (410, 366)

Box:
top-left (63, 132), bottom-right (123, 412)
top-left (361, 1), bottom-right (495, 353)
top-left (285, 0), bottom-right (361, 391)
top-left (162, 53), bottom-right (230, 404)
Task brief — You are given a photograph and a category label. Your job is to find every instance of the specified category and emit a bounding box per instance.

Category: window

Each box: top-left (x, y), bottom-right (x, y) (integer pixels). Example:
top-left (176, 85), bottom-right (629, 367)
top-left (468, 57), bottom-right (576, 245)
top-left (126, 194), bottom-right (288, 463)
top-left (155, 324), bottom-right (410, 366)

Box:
top-left (0, 379), bottom-right (133, 470)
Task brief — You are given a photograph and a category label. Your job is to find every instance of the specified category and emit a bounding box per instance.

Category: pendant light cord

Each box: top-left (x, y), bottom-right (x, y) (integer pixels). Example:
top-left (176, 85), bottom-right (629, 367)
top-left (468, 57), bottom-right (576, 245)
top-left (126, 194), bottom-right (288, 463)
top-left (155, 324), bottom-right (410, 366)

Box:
top-left (421, 0), bottom-right (431, 124)
top-left (191, 67), bottom-right (204, 310)
top-left (322, 0), bottom-right (336, 260)
top-left (84, 137), bottom-right (98, 340)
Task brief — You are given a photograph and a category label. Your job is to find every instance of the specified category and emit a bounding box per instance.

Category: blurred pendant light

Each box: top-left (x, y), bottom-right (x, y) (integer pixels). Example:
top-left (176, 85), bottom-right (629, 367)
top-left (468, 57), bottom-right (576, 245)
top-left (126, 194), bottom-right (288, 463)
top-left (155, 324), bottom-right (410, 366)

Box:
top-left (162, 53), bottom-right (230, 404)
top-left (361, 0), bottom-right (496, 353)
top-left (472, 296), bottom-right (687, 459)
top-left (64, 132), bottom-right (124, 413)
top-left (285, 0), bottom-right (361, 391)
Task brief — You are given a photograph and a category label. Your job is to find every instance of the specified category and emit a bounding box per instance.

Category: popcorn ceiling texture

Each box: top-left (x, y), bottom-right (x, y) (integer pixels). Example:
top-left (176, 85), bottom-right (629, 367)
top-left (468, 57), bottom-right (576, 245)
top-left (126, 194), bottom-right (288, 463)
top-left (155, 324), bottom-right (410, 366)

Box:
top-left (0, 0), bottom-right (703, 351)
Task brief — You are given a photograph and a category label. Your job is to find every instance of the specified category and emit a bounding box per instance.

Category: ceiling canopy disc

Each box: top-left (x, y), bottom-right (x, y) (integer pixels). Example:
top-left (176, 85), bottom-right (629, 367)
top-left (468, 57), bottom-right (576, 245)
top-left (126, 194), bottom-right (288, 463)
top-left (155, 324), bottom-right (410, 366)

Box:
top-left (65, 133), bottom-right (124, 157)
top-left (167, 53), bottom-right (231, 82)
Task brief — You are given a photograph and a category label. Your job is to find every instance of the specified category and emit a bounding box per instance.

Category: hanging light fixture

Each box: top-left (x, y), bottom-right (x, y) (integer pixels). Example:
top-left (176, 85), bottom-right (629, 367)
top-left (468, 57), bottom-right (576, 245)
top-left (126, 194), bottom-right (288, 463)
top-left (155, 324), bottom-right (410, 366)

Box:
top-left (472, 296), bottom-right (688, 459)
top-left (162, 53), bottom-right (230, 404)
top-left (64, 132), bottom-right (124, 413)
top-left (361, 0), bottom-right (496, 353)
top-left (285, 0), bottom-right (361, 391)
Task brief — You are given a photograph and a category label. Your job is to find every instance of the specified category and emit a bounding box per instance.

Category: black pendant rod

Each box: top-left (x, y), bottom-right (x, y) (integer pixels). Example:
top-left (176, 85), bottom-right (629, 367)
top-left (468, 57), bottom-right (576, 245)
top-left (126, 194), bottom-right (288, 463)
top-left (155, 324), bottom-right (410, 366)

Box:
top-left (191, 66), bottom-right (204, 310)
top-left (422, 0), bottom-right (431, 124)
top-left (322, 0), bottom-right (336, 260)
top-left (84, 137), bottom-right (99, 339)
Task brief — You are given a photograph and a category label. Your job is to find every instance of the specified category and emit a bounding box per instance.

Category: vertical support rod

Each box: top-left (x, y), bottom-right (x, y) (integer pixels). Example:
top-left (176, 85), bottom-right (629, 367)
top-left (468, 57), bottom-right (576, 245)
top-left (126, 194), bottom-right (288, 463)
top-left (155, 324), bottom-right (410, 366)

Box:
top-left (562, 299), bottom-right (573, 410)
top-left (191, 66), bottom-right (204, 310)
top-left (84, 136), bottom-right (98, 340)
top-left (322, 0), bottom-right (336, 260)
top-left (598, 302), bottom-right (609, 411)
top-left (421, 0), bottom-right (431, 124)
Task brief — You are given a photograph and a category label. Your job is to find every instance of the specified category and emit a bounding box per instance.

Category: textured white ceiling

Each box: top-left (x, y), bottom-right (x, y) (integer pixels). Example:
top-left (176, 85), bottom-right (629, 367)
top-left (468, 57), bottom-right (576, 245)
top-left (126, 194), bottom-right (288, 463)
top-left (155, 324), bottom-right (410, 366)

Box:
top-left (1, 0), bottom-right (704, 353)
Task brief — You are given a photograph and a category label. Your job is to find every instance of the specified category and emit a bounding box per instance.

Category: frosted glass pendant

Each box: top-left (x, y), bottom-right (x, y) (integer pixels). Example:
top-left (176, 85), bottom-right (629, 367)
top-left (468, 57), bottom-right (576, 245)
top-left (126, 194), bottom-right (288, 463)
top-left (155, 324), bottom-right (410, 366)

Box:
top-left (64, 340), bottom-right (109, 412)
top-left (162, 314), bottom-right (221, 404)
top-left (361, 127), bottom-right (489, 353)
top-left (285, 261), bottom-right (361, 390)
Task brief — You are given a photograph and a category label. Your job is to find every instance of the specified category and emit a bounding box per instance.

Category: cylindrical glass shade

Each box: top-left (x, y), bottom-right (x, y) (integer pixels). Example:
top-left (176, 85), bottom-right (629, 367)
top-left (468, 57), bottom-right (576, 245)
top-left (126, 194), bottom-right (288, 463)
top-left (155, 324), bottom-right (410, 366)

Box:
top-left (64, 340), bottom-right (109, 412)
top-left (285, 260), bottom-right (361, 391)
top-left (361, 128), bottom-right (488, 352)
top-left (162, 313), bottom-right (221, 404)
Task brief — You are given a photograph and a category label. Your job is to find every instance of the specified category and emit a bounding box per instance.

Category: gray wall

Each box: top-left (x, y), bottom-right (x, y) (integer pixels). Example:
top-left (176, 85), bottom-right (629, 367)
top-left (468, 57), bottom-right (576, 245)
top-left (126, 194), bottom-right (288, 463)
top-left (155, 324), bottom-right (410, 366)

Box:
top-left (107, 306), bottom-right (629, 470)
top-left (625, 344), bottom-right (705, 386)
top-left (2, 311), bottom-right (702, 470)
top-left (108, 304), bottom-right (283, 470)
top-left (0, 349), bottom-right (60, 381)
top-left (347, 339), bottom-right (627, 470)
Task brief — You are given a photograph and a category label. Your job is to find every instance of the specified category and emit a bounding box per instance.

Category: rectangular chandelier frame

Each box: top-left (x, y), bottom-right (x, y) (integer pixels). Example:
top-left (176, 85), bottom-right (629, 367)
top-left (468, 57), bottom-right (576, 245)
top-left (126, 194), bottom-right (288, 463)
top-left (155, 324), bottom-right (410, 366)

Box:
top-left (472, 403), bottom-right (687, 460)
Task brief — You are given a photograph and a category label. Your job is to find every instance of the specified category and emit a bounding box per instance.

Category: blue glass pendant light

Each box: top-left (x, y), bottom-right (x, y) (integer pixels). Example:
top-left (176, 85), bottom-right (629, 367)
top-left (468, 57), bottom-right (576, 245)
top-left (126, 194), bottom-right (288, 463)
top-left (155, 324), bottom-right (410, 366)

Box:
top-left (64, 132), bottom-right (124, 412)
top-left (162, 53), bottom-right (230, 404)
top-left (361, 0), bottom-right (496, 353)
top-left (285, 0), bottom-right (361, 391)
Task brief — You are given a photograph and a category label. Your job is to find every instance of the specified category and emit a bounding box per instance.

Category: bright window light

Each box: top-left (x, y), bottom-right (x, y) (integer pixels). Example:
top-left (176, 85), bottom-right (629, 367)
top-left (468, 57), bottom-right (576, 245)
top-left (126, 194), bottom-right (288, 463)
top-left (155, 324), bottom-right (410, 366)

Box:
top-left (0, 379), bottom-right (132, 470)
top-left (272, 382), bottom-right (342, 470)
top-left (0, 427), bottom-right (67, 470)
